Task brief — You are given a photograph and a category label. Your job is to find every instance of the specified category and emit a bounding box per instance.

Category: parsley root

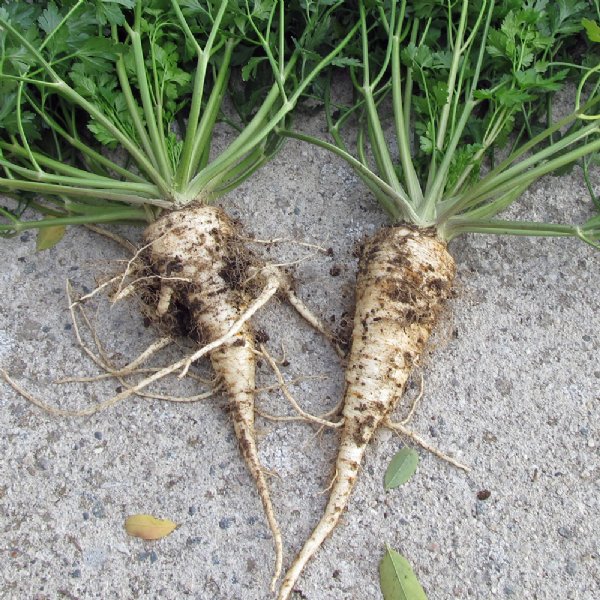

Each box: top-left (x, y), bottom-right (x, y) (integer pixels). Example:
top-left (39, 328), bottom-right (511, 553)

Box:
top-left (278, 226), bottom-right (455, 599)
top-left (144, 205), bottom-right (284, 588)
top-left (277, 0), bottom-right (600, 595)
top-left (0, 1), bottom-right (357, 592)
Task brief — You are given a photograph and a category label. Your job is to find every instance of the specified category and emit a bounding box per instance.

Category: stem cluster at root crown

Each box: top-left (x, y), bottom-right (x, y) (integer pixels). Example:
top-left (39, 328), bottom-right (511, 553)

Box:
top-left (0, 0), bottom-right (358, 234)
top-left (281, 0), bottom-right (600, 246)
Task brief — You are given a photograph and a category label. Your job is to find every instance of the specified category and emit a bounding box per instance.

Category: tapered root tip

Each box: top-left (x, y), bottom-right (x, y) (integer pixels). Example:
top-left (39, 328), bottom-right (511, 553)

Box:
top-left (234, 421), bottom-right (283, 594)
top-left (276, 466), bottom-right (357, 600)
top-left (269, 521), bottom-right (283, 592)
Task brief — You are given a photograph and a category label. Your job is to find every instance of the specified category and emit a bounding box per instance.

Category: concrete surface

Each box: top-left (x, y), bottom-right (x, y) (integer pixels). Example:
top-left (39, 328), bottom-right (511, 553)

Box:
top-left (0, 109), bottom-right (599, 600)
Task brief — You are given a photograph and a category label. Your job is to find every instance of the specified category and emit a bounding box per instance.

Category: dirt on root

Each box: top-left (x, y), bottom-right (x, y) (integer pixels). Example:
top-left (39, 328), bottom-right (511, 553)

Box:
top-left (124, 211), bottom-right (266, 345)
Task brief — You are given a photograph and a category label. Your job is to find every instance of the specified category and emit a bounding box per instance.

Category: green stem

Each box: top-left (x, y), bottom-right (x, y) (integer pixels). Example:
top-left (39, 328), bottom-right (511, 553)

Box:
top-left (172, 0), bottom-right (230, 188)
top-left (451, 181), bottom-right (529, 221)
top-left (175, 51), bottom-right (208, 186)
top-left (188, 19), bottom-right (360, 199)
top-left (0, 160), bottom-right (158, 194)
top-left (444, 218), bottom-right (579, 240)
top-left (246, 0), bottom-right (288, 103)
top-left (457, 120), bottom-right (600, 210)
top-left (209, 145), bottom-right (266, 194)
top-left (363, 87), bottom-right (405, 191)
top-left (149, 25), bottom-right (168, 150)
top-left (434, 0), bottom-right (469, 152)
top-left (583, 155), bottom-right (600, 210)
top-left (457, 135), bottom-right (600, 211)
top-left (0, 178), bottom-right (171, 208)
top-left (21, 96), bottom-right (147, 183)
top-left (279, 128), bottom-right (419, 223)
top-left (40, 1), bottom-right (85, 51)
top-left (358, 3), bottom-right (403, 192)
top-left (356, 126), bottom-right (402, 219)
top-left (500, 104), bottom-right (600, 174)
top-left (169, 0), bottom-right (202, 54)
top-left (448, 38), bottom-right (472, 141)
top-left (212, 149), bottom-right (278, 197)
top-left (370, 0), bottom-right (401, 90)
top-left (278, 0), bottom-right (285, 79)
top-left (448, 107), bottom-right (509, 196)
top-left (114, 40), bottom-right (159, 169)
top-left (186, 76), bottom-right (287, 197)
top-left (23, 201), bottom-right (65, 218)
top-left (4, 68), bottom-right (172, 194)
top-left (421, 0), bottom-right (494, 215)
top-left (58, 84), bottom-right (172, 196)
top-left (0, 209), bottom-right (149, 233)
top-left (391, 26), bottom-right (422, 203)
top-left (125, 23), bottom-right (172, 182)
top-left (15, 82), bottom-right (41, 171)
top-left (422, 100), bottom-right (476, 214)
top-left (0, 16), bottom-right (61, 82)
top-left (575, 63), bottom-right (600, 120)
top-left (403, 20), bottom-right (419, 136)
top-left (185, 39), bottom-right (235, 187)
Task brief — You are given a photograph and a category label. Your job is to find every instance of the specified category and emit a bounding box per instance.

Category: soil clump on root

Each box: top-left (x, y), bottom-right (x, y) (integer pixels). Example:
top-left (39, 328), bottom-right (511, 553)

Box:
top-left (140, 205), bottom-right (260, 343)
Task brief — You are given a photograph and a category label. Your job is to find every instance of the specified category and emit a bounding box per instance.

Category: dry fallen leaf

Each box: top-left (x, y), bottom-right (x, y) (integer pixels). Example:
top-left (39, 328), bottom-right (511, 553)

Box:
top-left (36, 224), bottom-right (66, 251)
top-left (124, 514), bottom-right (177, 540)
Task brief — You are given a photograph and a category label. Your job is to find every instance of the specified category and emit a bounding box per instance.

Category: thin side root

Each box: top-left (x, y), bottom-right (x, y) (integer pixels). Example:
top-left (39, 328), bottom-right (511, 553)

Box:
top-left (84, 224), bottom-right (137, 254)
top-left (73, 274), bottom-right (122, 305)
top-left (1, 370), bottom-right (66, 415)
top-left (112, 274), bottom-right (192, 304)
top-left (69, 278), bottom-right (217, 392)
top-left (1, 369), bottom-right (124, 417)
top-left (10, 268), bottom-right (281, 416)
top-left (267, 495), bottom-right (283, 592)
top-left (318, 468), bottom-right (339, 495)
top-left (384, 418), bottom-right (471, 472)
top-left (255, 410), bottom-right (311, 423)
top-left (240, 235), bottom-right (330, 254)
top-left (401, 372), bottom-right (424, 425)
top-left (319, 397), bottom-right (344, 420)
top-left (259, 343), bottom-right (342, 429)
top-left (116, 378), bottom-right (220, 403)
top-left (255, 374), bottom-right (327, 395)
top-left (56, 337), bottom-right (172, 383)
top-left (284, 288), bottom-right (346, 359)
top-left (178, 269), bottom-right (281, 379)
top-left (67, 280), bottom-right (117, 374)
top-left (1, 278), bottom-right (220, 417)
top-left (112, 235), bottom-right (163, 302)
top-left (60, 268), bottom-right (283, 409)
top-left (1, 367), bottom-right (219, 417)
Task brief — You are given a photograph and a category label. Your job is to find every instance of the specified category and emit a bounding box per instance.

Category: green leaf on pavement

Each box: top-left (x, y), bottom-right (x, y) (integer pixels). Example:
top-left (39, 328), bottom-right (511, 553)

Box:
top-left (379, 545), bottom-right (428, 600)
top-left (384, 447), bottom-right (419, 490)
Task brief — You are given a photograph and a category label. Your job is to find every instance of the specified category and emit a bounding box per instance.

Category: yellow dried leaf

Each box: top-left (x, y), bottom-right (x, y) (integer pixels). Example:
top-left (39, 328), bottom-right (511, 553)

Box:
top-left (36, 224), bottom-right (66, 251)
top-left (124, 514), bottom-right (177, 540)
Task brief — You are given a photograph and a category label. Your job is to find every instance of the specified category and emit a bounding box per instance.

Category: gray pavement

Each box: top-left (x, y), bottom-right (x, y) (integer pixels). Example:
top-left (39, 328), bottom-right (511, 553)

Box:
top-left (1, 111), bottom-right (599, 600)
